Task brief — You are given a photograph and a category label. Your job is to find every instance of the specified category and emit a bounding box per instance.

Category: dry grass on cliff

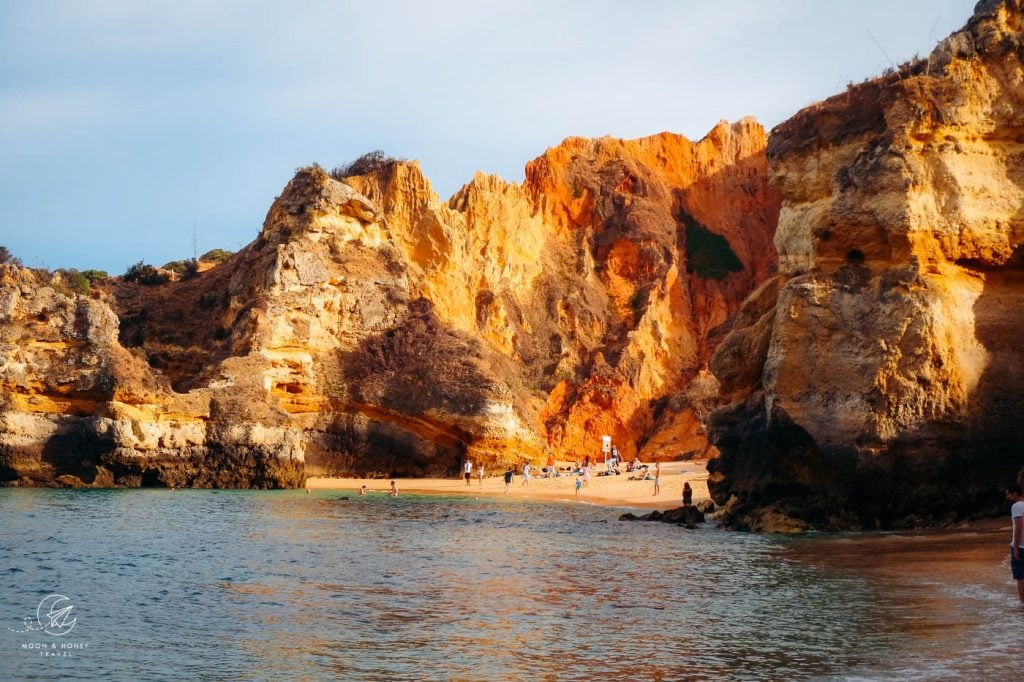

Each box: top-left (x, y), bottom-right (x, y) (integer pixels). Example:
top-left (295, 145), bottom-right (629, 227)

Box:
top-left (340, 298), bottom-right (527, 418)
top-left (108, 254), bottom-right (241, 393)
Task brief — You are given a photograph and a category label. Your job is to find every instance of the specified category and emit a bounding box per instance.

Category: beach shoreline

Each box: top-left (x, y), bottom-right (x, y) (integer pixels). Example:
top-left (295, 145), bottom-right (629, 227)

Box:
top-left (306, 460), bottom-right (710, 510)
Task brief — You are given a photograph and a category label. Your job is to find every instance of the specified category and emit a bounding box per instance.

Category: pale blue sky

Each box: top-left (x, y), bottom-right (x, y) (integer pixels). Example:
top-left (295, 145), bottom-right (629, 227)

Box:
top-left (1, 0), bottom-right (976, 274)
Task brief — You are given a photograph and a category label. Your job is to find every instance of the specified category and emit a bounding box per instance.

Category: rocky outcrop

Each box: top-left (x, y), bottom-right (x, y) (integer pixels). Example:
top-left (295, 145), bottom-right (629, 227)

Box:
top-left (0, 265), bottom-right (306, 488)
top-left (619, 506), bottom-right (705, 527)
top-left (0, 119), bottom-right (779, 488)
top-left (707, 0), bottom-right (1024, 530)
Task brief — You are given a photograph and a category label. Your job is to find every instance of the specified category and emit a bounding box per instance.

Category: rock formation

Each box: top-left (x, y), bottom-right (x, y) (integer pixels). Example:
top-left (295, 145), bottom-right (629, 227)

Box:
top-left (0, 120), bottom-right (779, 487)
top-left (707, 0), bottom-right (1024, 531)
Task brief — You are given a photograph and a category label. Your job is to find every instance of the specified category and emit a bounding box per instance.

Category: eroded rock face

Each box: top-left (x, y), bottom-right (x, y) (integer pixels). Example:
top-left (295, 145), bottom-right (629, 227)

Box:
top-left (0, 266), bottom-right (305, 488)
top-left (346, 120), bottom-right (779, 464)
top-left (708, 0), bottom-right (1024, 530)
top-left (1, 119), bottom-right (779, 487)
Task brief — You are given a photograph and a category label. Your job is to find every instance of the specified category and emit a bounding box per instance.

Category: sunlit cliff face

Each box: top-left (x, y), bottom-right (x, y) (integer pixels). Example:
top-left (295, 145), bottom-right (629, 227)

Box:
top-left (0, 119), bottom-right (780, 486)
top-left (708, 0), bottom-right (1024, 531)
top-left (346, 118), bottom-right (779, 464)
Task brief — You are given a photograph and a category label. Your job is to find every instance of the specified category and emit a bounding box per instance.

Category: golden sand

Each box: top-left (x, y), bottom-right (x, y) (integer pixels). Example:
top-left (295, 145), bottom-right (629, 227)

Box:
top-left (306, 460), bottom-right (709, 510)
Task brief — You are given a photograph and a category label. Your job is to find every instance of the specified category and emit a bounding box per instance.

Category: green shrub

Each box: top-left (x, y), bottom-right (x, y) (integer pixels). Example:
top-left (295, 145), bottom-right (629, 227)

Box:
top-left (162, 259), bottom-right (189, 274)
top-left (124, 261), bottom-right (170, 286)
top-left (681, 212), bottom-right (743, 281)
top-left (629, 288), bottom-right (647, 318)
top-left (199, 249), bottom-right (233, 264)
top-left (161, 259), bottom-right (199, 277)
top-left (81, 269), bottom-right (107, 284)
top-left (56, 269), bottom-right (91, 295)
top-left (0, 246), bottom-right (22, 267)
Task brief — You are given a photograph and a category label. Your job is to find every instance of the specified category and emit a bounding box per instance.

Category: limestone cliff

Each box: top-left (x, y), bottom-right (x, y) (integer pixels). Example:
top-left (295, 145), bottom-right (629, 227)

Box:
top-left (708, 0), bottom-right (1024, 530)
top-left (345, 120), bottom-right (778, 464)
top-left (0, 119), bottom-right (779, 487)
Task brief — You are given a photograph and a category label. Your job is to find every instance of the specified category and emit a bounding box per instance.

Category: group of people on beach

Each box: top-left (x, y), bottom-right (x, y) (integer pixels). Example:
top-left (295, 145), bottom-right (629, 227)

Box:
top-left (464, 460), bottom-right (485, 486)
top-left (470, 459), bottom-right (567, 493)
top-left (322, 443), bottom-right (697, 509)
top-left (329, 447), bottom-right (699, 508)
top-left (462, 449), bottom-right (696, 506)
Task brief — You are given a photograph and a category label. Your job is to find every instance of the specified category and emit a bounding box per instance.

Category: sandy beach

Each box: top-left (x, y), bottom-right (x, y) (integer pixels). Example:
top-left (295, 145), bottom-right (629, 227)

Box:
top-left (306, 459), bottom-right (710, 510)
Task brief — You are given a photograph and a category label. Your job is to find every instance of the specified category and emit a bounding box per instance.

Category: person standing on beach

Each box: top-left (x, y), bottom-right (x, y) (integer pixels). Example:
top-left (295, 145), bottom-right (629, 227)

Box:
top-left (464, 460), bottom-right (473, 486)
top-left (653, 462), bottom-right (661, 496)
top-left (503, 467), bottom-right (514, 493)
top-left (477, 463), bottom-right (485, 487)
top-left (388, 481), bottom-right (398, 496)
top-left (682, 481), bottom-right (693, 506)
top-left (1007, 484), bottom-right (1024, 604)
top-left (575, 476), bottom-right (582, 498)
top-left (582, 465), bottom-right (590, 488)
top-left (522, 462), bottom-right (531, 487)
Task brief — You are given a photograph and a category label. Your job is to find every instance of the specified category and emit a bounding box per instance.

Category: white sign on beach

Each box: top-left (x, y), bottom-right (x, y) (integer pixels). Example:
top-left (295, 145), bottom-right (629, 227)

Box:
top-left (601, 435), bottom-right (611, 453)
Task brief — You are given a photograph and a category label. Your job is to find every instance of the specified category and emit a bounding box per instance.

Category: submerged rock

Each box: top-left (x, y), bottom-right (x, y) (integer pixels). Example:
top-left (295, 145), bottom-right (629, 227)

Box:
top-left (619, 506), bottom-right (705, 526)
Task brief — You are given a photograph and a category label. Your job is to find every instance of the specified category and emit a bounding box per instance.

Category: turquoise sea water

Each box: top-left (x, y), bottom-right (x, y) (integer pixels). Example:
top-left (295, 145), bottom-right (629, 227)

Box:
top-left (0, 489), bottom-right (1017, 681)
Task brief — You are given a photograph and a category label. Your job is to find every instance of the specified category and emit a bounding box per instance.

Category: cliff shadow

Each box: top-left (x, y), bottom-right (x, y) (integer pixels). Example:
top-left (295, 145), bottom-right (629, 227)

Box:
top-left (111, 253), bottom-right (244, 393)
top-left (964, 242), bottom-right (1024, 482)
top-left (324, 298), bottom-right (504, 477)
top-left (36, 417), bottom-right (113, 486)
top-left (954, 93), bottom-right (1024, 485)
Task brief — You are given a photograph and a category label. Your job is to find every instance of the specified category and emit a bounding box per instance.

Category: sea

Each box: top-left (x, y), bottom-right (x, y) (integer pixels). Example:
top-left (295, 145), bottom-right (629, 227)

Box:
top-left (0, 488), bottom-right (1018, 681)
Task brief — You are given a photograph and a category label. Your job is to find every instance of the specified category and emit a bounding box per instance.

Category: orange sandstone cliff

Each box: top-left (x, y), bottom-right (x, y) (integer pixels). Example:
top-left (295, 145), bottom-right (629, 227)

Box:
top-left (707, 0), bottom-right (1024, 531)
top-left (0, 120), bottom-right (779, 487)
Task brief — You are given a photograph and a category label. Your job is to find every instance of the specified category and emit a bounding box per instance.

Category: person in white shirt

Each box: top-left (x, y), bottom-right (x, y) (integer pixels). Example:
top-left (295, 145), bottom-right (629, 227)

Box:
top-left (1006, 484), bottom-right (1024, 604)
top-left (521, 463), bottom-right (531, 487)
top-left (464, 460), bottom-right (473, 486)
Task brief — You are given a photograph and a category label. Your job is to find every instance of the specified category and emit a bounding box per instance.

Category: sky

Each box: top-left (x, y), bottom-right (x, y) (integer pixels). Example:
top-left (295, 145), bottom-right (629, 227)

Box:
top-left (1, 0), bottom-right (977, 275)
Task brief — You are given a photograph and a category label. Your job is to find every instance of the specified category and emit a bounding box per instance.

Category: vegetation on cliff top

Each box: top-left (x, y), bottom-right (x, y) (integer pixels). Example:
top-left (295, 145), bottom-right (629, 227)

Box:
top-left (124, 261), bottom-right (171, 286)
top-left (1, 246), bottom-right (109, 296)
top-left (330, 151), bottom-right (406, 180)
top-left (161, 259), bottom-right (200, 279)
top-left (200, 248), bottom-right (234, 264)
top-left (0, 245), bottom-right (22, 267)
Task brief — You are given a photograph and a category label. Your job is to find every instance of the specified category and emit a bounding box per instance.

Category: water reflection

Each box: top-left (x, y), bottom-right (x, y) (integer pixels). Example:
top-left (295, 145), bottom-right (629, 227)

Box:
top-left (0, 489), bottom-right (1014, 680)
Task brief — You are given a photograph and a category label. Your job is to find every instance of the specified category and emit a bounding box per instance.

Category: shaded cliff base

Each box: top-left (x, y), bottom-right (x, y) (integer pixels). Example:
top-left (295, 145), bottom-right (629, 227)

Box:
top-left (0, 416), bottom-right (303, 489)
top-left (702, 0), bottom-right (1024, 532)
top-left (706, 399), bottom-right (1019, 532)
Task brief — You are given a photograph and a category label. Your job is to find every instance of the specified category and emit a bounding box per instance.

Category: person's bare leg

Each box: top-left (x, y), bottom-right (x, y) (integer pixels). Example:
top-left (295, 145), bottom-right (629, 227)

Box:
top-left (1017, 578), bottom-right (1024, 604)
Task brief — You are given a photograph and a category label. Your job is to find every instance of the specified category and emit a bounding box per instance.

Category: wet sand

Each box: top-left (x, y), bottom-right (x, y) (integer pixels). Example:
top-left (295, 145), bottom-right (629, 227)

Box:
top-left (306, 460), bottom-right (709, 510)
